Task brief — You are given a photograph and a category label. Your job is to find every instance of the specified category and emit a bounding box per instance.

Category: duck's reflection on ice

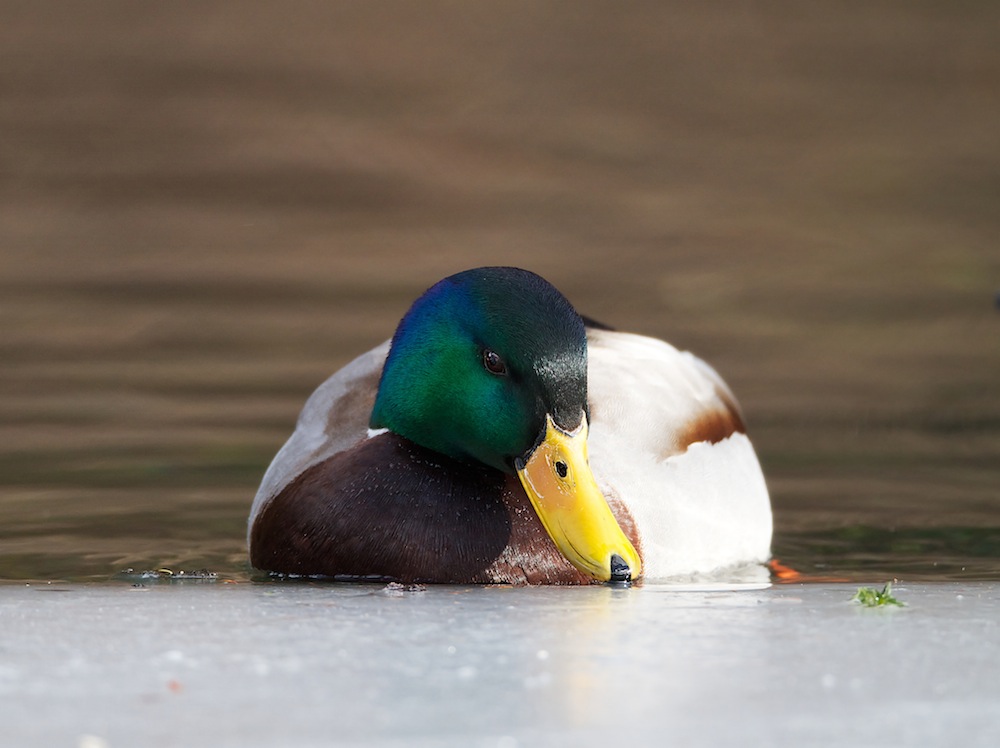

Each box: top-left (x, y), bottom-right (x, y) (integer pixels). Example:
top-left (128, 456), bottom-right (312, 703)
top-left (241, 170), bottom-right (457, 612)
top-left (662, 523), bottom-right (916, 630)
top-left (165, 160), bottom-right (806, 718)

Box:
top-left (539, 573), bottom-right (773, 732)
top-left (304, 571), bottom-right (776, 741)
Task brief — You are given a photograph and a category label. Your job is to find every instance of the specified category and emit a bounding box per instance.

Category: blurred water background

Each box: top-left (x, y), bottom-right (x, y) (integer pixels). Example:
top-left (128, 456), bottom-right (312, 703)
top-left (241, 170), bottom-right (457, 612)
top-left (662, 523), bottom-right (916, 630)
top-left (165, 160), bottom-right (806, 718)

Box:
top-left (1, 2), bottom-right (997, 583)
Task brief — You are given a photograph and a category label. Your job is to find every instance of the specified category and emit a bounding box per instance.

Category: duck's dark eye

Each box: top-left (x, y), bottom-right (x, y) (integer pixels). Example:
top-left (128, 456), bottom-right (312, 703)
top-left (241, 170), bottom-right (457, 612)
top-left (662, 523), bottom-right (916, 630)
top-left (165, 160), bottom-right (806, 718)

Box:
top-left (482, 348), bottom-right (508, 376)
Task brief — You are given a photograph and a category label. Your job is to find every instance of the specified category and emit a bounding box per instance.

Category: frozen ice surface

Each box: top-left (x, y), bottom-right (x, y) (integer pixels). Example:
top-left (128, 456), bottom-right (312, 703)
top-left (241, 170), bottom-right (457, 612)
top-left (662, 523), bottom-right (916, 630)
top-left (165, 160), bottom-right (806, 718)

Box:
top-left (2, 581), bottom-right (999, 747)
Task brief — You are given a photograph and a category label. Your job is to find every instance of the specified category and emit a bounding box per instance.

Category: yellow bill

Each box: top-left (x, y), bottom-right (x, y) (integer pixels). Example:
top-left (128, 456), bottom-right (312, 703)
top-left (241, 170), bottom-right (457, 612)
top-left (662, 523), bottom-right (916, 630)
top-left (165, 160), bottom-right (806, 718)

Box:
top-left (516, 415), bottom-right (641, 582)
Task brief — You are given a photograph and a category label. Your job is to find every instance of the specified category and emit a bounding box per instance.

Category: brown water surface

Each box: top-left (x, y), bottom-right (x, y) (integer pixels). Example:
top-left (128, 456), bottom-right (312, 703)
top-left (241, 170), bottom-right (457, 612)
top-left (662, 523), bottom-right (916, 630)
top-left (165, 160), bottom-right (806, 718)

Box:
top-left (1, 3), bottom-right (998, 582)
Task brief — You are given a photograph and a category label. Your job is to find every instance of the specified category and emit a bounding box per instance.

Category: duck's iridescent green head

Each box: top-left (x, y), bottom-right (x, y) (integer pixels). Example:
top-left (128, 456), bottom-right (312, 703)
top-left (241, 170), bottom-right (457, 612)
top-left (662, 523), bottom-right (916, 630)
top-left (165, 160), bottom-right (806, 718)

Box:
top-left (370, 266), bottom-right (587, 474)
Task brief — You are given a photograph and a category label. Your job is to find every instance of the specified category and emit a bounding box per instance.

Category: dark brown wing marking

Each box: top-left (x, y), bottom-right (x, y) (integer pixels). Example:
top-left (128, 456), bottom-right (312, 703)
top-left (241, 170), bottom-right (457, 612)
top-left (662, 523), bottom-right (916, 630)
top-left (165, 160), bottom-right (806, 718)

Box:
top-left (678, 405), bottom-right (746, 450)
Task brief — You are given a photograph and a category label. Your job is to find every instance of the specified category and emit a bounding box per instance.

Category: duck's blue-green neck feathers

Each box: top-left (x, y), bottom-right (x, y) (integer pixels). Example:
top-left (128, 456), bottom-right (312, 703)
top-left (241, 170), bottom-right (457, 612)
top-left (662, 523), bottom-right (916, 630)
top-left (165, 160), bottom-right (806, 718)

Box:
top-left (370, 267), bottom-right (588, 474)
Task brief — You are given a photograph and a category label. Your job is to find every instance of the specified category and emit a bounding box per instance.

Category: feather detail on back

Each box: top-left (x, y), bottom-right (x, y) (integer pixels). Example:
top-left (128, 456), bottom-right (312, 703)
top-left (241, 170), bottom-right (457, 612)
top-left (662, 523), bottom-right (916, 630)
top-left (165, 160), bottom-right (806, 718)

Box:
top-left (585, 329), bottom-right (772, 580)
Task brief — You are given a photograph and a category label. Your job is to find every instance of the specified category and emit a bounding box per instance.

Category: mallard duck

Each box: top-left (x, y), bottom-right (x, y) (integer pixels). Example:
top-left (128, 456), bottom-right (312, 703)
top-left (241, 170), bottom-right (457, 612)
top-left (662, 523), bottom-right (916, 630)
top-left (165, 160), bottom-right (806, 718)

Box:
top-left (248, 267), bottom-right (771, 584)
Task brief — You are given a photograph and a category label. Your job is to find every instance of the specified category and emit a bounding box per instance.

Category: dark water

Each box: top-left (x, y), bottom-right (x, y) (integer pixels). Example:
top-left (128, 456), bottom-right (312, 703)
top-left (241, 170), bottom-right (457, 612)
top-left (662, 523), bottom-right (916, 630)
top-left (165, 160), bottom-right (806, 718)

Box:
top-left (2, 3), bottom-right (998, 584)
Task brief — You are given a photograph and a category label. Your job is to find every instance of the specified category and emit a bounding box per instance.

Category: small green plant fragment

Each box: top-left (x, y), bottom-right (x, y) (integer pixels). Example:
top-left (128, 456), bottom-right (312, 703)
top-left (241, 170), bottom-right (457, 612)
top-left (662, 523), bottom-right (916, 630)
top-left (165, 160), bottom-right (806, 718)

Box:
top-left (853, 582), bottom-right (905, 607)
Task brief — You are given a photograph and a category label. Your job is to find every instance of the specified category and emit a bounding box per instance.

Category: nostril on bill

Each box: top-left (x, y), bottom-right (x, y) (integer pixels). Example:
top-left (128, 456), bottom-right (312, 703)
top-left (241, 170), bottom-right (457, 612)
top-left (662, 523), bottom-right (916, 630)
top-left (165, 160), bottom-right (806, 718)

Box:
top-left (609, 553), bottom-right (631, 583)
